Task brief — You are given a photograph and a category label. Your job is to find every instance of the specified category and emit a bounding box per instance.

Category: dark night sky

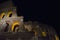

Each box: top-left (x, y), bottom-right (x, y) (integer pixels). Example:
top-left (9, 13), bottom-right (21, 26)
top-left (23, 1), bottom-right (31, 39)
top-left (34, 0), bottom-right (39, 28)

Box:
top-left (0, 0), bottom-right (60, 37)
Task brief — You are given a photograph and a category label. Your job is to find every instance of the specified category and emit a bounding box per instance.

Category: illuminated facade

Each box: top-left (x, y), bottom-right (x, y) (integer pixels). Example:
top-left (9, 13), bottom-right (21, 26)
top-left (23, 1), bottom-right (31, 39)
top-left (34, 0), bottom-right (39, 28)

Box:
top-left (0, 1), bottom-right (59, 40)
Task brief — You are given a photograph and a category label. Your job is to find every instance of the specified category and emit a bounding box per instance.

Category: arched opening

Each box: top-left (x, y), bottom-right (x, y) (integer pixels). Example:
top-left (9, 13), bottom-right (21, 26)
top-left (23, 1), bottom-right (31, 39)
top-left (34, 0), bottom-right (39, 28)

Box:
top-left (4, 23), bottom-right (9, 32)
top-left (9, 13), bottom-right (12, 17)
top-left (1, 12), bottom-right (5, 19)
top-left (7, 11), bottom-right (13, 17)
top-left (13, 25), bottom-right (19, 32)
top-left (11, 21), bottom-right (20, 32)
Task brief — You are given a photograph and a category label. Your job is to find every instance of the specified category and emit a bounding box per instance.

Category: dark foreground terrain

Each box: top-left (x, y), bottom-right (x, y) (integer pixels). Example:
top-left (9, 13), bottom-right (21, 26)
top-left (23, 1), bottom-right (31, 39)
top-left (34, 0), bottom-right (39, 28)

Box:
top-left (0, 23), bottom-right (59, 40)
